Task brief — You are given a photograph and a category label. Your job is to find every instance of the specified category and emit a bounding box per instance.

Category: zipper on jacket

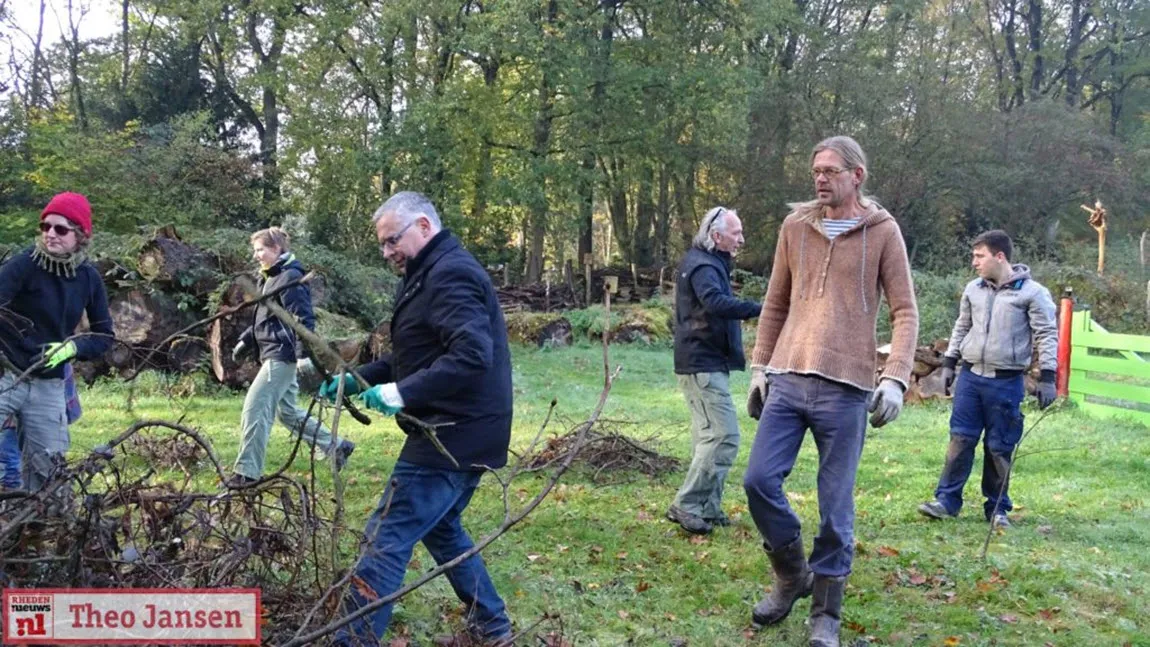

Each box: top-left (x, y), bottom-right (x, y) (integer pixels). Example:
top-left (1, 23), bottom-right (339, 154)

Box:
top-left (980, 287), bottom-right (999, 367)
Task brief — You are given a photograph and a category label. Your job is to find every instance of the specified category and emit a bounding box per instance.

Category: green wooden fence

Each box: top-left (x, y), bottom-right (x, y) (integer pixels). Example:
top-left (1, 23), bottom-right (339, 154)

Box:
top-left (1068, 309), bottom-right (1150, 426)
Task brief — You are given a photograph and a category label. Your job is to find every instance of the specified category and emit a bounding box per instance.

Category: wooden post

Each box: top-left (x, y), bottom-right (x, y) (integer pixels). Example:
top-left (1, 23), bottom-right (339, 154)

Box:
top-left (503, 264), bottom-right (510, 287)
top-left (1056, 288), bottom-right (1074, 398)
top-left (583, 253), bottom-right (593, 308)
top-left (545, 273), bottom-right (551, 313)
top-left (630, 262), bottom-right (639, 288)
top-left (1082, 200), bottom-right (1107, 275)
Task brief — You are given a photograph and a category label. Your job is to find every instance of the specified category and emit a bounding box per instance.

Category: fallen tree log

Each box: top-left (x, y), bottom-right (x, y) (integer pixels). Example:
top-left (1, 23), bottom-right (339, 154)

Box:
top-left (137, 235), bottom-right (221, 296)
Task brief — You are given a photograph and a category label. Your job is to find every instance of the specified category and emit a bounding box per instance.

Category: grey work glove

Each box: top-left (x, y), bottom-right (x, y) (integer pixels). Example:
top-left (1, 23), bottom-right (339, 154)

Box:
top-left (747, 365), bottom-right (769, 420)
top-left (231, 340), bottom-right (247, 363)
top-left (1036, 371), bottom-right (1056, 409)
top-left (868, 379), bottom-right (905, 428)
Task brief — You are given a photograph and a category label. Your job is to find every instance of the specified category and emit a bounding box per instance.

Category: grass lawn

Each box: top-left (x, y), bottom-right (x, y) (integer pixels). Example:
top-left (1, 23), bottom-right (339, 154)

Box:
top-left (69, 344), bottom-right (1150, 646)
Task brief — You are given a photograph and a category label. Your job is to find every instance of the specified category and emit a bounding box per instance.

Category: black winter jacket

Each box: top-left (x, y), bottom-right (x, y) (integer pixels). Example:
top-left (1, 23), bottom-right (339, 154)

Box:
top-left (358, 231), bottom-right (512, 471)
top-left (673, 247), bottom-right (760, 375)
top-left (239, 254), bottom-right (316, 363)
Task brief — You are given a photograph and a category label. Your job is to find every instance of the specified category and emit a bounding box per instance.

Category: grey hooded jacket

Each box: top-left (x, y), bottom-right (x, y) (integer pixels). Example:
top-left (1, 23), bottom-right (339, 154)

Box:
top-left (943, 264), bottom-right (1057, 377)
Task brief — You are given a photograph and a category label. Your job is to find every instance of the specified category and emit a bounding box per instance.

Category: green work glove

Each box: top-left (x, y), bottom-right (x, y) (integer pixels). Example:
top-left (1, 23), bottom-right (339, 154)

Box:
top-left (360, 383), bottom-right (404, 416)
top-left (318, 374), bottom-right (361, 401)
top-left (42, 341), bottom-right (77, 369)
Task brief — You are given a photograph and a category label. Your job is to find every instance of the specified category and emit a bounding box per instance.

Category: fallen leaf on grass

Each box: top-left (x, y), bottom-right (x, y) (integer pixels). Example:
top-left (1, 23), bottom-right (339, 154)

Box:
top-left (844, 620), bottom-right (867, 633)
top-left (618, 610), bottom-right (629, 620)
top-left (388, 638), bottom-right (410, 647)
top-left (689, 535), bottom-right (709, 545)
top-left (352, 575), bottom-right (379, 601)
top-left (877, 545), bottom-right (900, 557)
top-left (1038, 607), bottom-right (1061, 621)
top-left (527, 554), bottom-right (542, 562)
top-left (999, 613), bottom-right (1019, 624)
top-left (636, 580), bottom-right (650, 593)
top-left (636, 509), bottom-right (653, 522)
top-left (944, 637), bottom-right (961, 646)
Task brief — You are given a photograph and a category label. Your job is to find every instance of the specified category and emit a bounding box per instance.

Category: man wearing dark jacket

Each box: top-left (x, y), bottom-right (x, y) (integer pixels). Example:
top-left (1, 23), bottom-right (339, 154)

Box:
top-left (324, 191), bottom-right (513, 646)
top-left (667, 207), bottom-right (761, 535)
top-left (917, 230), bottom-right (1057, 529)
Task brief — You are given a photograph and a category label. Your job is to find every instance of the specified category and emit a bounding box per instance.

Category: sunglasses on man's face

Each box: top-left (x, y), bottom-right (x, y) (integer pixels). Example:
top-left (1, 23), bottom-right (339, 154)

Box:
top-left (40, 222), bottom-right (77, 236)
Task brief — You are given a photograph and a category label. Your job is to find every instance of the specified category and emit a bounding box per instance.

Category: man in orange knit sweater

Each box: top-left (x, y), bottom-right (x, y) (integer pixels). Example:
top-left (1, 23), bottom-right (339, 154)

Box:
top-left (742, 136), bottom-right (919, 647)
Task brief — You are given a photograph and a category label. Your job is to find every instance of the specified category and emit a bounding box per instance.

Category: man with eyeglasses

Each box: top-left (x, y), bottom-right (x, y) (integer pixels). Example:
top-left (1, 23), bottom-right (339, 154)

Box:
top-left (667, 206), bottom-right (761, 535)
top-left (742, 136), bottom-right (918, 647)
top-left (320, 191), bottom-right (513, 647)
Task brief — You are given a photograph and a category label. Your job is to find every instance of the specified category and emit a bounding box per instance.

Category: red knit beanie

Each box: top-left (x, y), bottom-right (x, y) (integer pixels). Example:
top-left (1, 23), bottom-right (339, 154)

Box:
top-left (41, 192), bottom-right (93, 237)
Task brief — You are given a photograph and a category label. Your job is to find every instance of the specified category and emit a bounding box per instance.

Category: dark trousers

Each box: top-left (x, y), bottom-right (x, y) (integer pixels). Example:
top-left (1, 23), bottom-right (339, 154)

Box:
top-left (933, 369), bottom-right (1024, 519)
top-left (743, 373), bottom-right (868, 577)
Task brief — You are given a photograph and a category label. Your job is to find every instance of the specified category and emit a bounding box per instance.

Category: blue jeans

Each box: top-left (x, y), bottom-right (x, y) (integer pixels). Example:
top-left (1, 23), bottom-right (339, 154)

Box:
top-left (0, 364), bottom-right (81, 490)
top-left (933, 369), bottom-right (1024, 519)
top-left (0, 427), bottom-right (19, 488)
top-left (337, 461), bottom-right (511, 644)
top-left (743, 373), bottom-right (868, 577)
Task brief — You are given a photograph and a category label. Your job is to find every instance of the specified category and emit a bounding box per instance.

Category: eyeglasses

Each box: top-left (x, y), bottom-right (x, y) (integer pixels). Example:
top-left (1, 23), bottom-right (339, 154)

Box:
top-left (811, 167), bottom-right (851, 180)
top-left (378, 220), bottom-right (415, 253)
top-left (40, 222), bottom-right (77, 236)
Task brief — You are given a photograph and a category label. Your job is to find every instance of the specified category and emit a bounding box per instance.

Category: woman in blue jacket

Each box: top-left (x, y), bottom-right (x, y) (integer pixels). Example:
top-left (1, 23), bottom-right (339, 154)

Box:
top-left (227, 227), bottom-right (354, 486)
top-left (0, 192), bottom-right (113, 491)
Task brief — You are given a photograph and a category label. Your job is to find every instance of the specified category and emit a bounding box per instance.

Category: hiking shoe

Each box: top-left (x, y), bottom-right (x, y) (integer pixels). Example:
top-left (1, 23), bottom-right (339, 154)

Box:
top-left (707, 512), bottom-right (732, 527)
top-left (221, 473), bottom-right (258, 489)
top-left (666, 505), bottom-right (713, 535)
top-left (991, 513), bottom-right (1012, 529)
top-left (917, 499), bottom-right (956, 520)
top-left (334, 439), bottom-right (356, 471)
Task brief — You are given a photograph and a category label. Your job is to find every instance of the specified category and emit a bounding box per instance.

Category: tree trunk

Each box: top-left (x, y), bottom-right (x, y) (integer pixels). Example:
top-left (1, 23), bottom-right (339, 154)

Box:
top-left (579, 0), bottom-right (619, 264)
top-left (633, 165), bottom-right (655, 267)
top-left (209, 278), bottom-right (262, 388)
top-left (1026, 0), bottom-right (1043, 99)
top-left (66, 0), bottom-right (88, 130)
top-left (655, 164), bottom-right (671, 264)
top-left (1065, 0), bottom-right (1085, 106)
top-left (137, 235), bottom-right (221, 295)
top-left (525, 0), bottom-right (558, 283)
top-left (121, 0), bottom-right (130, 95)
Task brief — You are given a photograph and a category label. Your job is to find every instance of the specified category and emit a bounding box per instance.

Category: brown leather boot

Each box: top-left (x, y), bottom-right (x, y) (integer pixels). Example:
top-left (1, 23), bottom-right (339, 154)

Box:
top-left (808, 575), bottom-right (846, 647)
top-left (751, 536), bottom-right (814, 627)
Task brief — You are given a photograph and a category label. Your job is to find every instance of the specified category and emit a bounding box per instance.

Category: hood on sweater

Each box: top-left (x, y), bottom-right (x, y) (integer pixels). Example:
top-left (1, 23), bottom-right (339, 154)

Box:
top-left (786, 199), bottom-right (894, 314)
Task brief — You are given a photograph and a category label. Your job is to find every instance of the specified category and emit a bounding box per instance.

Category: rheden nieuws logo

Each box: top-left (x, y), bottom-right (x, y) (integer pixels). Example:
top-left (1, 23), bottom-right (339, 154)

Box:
top-left (2, 588), bottom-right (260, 645)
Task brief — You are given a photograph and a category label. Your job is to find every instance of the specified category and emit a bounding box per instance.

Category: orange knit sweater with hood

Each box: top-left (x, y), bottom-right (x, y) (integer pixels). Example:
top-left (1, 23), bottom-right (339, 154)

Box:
top-left (751, 199), bottom-right (919, 391)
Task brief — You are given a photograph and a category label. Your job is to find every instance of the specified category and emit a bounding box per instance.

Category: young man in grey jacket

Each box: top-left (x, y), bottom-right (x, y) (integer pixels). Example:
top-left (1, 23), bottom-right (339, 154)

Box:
top-left (918, 230), bottom-right (1058, 528)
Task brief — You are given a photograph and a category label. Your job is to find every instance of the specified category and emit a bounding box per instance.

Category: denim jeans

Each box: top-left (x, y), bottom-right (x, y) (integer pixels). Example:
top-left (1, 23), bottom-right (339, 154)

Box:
top-left (0, 427), bottom-right (19, 488)
top-left (234, 359), bottom-right (335, 479)
top-left (933, 369), bottom-right (1024, 519)
top-left (336, 461), bottom-right (511, 645)
top-left (743, 373), bottom-right (868, 577)
top-left (673, 371), bottom-right (740, 519)
top-left (0, 373), bottom-right (67, 492)
top-left (0, 364), bottom-right (81, 489)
